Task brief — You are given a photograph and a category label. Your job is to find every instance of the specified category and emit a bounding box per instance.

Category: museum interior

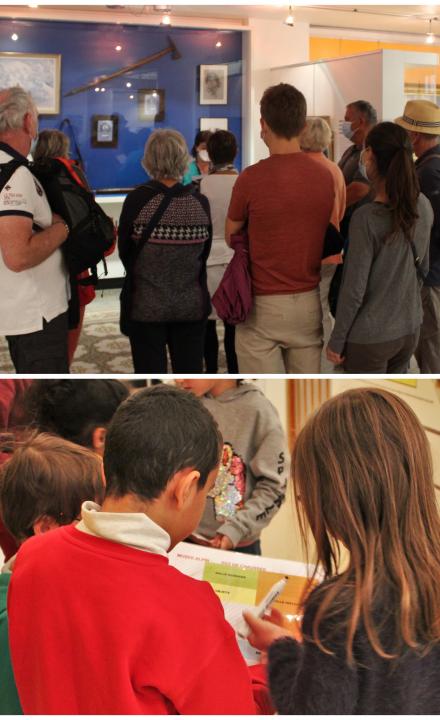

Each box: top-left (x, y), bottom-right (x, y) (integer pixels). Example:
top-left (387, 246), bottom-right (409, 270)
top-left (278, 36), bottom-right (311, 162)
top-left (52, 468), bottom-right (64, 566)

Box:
top-left (1, 3), bottom-right (440, 374)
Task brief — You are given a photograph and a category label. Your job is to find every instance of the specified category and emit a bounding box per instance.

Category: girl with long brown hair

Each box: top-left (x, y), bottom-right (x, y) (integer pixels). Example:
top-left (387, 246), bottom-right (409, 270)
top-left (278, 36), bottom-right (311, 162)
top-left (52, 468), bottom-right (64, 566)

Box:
top-left (244, 387), bottom-right (440, 713)
top-left (327, 121), bottom-right (433, 373)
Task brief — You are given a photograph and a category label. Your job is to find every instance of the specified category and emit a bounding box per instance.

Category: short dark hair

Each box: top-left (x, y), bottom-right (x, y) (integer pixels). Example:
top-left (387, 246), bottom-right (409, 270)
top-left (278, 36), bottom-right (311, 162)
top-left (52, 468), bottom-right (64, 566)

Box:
top-left (24, 380), bottom-right (129, 448)
top-left (191, 130), bottom-right (212, 157)
top-left (0, 432), bottom-right (104, 541)
top-left (207, 130), bottom-right (237, 165)
top-left (260, 83), bottom-right (307, 140)
top-left (103, 385), bottom-right (222, 501)
top-left (347, 100), bottom-right (377, 126)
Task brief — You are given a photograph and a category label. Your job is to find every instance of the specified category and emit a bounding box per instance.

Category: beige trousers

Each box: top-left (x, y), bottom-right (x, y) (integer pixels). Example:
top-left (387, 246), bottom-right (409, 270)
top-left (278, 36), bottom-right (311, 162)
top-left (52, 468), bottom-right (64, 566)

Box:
top-left (236, 289), bottom-right (323, 373)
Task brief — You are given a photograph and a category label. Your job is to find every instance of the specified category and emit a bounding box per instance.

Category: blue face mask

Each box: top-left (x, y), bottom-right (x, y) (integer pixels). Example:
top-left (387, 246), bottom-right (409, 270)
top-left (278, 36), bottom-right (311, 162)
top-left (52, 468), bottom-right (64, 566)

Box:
top-left (29, 135), bottom-right (38, 157)
top-left (341, 121), bottom-right (355, 141)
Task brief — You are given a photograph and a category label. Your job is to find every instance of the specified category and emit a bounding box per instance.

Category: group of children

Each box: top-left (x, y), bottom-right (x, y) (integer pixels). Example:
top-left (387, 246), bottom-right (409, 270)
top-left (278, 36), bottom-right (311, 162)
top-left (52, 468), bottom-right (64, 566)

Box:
top-left (1, 379), bottom-right (440, 713)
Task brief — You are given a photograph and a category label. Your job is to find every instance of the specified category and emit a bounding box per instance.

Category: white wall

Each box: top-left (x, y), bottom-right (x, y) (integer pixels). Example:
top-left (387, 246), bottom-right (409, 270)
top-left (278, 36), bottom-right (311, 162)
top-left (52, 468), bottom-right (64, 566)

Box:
top-left (242, 18), bottom-right (309, 167)
top-left (270, 49), bottom-right (439, 163)
top-left (259, 379), bottom-right (440, 563)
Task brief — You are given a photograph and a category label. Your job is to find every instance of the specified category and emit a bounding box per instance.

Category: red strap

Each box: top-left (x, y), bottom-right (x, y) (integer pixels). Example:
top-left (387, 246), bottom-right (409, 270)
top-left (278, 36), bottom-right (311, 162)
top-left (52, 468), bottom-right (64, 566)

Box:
top-left (55, 156), bottom-right (88, 189)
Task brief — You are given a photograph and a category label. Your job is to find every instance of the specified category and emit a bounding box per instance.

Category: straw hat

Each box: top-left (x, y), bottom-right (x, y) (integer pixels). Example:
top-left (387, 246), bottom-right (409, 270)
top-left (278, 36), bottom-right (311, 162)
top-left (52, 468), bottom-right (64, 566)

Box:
top-left (395, 100), bottom-right (440, 135)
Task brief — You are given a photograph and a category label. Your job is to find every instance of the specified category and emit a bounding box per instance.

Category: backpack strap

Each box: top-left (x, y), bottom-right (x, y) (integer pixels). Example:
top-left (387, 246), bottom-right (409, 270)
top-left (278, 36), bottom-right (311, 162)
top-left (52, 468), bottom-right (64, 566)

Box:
top-left (0, 158), bottom-right (28, 194)
top-left (126, 185), bottom-right (182, 269)
top-left (55, 156), bottom-right (89, 189)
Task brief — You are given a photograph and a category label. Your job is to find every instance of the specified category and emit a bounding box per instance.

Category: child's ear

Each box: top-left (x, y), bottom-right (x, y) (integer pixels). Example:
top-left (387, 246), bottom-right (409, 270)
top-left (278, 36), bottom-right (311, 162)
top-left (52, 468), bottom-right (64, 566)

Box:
top-left (173, 469), bottom-right (200, 510)
top-left (32, 515), bottom-right (60, 535)
top-left (92, 427), bottom-right (106, 455)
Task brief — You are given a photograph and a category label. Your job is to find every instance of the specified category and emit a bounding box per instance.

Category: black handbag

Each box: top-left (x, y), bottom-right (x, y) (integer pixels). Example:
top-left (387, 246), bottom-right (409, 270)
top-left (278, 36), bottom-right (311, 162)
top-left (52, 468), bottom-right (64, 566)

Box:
top-left (119, 189), bottom-right (177, 337)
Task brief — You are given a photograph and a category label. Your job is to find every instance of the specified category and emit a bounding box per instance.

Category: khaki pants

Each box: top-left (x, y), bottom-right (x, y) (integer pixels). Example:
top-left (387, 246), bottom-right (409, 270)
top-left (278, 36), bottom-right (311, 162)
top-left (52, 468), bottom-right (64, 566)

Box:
top-left (415, 285), bottom-right (440, 373)
top-left (236, 289), bottom-right (323, 373)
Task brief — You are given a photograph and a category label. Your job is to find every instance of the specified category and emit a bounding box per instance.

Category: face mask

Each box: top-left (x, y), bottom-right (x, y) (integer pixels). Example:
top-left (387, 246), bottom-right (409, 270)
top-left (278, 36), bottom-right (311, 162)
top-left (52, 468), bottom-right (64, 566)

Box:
top-left (29, 135), bottom-right (38, 157)
top-left (341, 121), bottom-right (356, 141)
top-left (198, 149), bottom-right (210, 163)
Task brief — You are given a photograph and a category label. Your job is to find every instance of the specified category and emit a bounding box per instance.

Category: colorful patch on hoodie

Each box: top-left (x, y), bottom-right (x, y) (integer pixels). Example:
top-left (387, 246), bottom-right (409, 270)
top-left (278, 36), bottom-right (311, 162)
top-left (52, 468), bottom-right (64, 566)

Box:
top-left (208, 442), bottom-right (246, 519)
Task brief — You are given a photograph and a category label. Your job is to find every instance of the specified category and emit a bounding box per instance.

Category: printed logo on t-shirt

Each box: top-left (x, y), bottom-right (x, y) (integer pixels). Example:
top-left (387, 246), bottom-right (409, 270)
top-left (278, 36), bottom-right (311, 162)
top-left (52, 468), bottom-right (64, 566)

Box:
top-left (1, 189), bottom-right (26, 207)
top-left (208, 442), bottom-right (246, 519)
top-left (34, 179), bottom-right (43, 197)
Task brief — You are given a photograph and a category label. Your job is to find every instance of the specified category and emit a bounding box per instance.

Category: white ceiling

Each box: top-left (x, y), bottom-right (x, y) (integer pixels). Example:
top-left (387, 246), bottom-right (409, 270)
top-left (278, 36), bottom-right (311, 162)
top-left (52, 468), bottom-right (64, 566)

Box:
top-left (2, 4), bottom-right (440, 37)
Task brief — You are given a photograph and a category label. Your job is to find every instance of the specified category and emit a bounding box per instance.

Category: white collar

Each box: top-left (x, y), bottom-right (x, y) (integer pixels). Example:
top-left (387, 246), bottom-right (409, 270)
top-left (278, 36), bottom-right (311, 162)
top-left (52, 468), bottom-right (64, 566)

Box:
top-left (76, 501), bottom-right (171, 557)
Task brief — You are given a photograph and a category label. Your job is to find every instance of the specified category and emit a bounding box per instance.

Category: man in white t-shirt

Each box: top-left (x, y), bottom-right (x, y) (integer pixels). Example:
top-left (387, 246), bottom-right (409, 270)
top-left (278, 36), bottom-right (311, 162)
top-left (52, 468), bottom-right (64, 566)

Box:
top-left (0, 86), bottom-right (70, 372)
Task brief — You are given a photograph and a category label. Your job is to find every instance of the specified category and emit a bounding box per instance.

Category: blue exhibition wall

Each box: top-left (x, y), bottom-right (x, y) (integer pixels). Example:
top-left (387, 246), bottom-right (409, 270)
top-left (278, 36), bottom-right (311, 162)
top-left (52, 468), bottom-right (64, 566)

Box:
top-left (0, 18), bottom-right (243, 190)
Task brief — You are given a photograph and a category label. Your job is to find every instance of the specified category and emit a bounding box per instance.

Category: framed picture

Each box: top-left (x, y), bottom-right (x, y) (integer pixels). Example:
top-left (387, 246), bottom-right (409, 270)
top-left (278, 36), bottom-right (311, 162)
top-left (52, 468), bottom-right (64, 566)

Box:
top-left (200, 64), bottom-right (228, 105)
top-left (91, 114), bottom-right (119, 148)
top-left (0, 52), bottom-right (61, 114)
top-left (200, 117), bottom-right (228, 132)
top-left (137, 89), bottom-right (165, 122)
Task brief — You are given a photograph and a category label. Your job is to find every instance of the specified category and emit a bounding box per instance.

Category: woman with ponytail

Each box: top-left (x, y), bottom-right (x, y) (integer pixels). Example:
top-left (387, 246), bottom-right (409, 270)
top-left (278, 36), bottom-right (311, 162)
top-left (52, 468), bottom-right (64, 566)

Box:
top-left (326, 121), bottom-right (433, 372)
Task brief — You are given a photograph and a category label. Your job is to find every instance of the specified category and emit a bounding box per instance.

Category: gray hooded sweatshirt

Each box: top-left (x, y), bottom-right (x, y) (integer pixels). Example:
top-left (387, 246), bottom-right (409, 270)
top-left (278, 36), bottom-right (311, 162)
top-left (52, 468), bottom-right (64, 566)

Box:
top-left (197, 383), bottom-right (288, 547)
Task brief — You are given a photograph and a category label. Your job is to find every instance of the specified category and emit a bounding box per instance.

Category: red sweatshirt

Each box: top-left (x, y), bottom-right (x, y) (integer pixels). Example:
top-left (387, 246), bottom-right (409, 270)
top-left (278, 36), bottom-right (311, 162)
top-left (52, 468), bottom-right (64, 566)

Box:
top-left (8, 525), bottom-right (257, 714)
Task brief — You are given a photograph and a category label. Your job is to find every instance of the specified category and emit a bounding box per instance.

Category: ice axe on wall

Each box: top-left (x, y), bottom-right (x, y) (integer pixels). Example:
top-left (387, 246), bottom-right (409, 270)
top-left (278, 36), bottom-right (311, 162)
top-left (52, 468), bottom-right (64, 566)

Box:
top-left (64, 36), bottom-right (181, 97)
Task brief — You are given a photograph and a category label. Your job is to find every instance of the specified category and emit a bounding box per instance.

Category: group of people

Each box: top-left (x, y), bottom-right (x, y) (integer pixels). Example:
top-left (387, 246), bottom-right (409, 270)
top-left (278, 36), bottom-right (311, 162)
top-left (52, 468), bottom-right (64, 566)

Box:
top-left (1, 379), bottom-right (440, 713)
top-left (1, 83), bottom-right (440, 373)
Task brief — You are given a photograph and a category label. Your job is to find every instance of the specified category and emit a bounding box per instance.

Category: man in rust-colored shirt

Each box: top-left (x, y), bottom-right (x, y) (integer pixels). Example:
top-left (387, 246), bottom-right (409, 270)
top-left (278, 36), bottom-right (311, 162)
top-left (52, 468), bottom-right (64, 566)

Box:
top-left (227, 83), bottom-right (334, 373)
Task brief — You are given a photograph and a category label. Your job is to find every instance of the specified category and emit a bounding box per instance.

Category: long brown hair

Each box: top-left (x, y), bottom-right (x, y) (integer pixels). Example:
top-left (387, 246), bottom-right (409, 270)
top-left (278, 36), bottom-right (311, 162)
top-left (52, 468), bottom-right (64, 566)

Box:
top-left (293, 387), bottom-right (440, 663)
top-left (365, 121), bottom-right (420, 242)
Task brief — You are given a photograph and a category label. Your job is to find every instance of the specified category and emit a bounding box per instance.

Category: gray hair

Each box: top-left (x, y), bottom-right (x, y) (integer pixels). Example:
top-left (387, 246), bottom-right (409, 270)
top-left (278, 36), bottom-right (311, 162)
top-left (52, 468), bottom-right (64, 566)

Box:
top-left (0, 86), bottom-right (37, 134)
top-left (347, 100), bottom-right (377, 127)
top-left (300, 117), bottom-right (332, 152)
top-left (142, 129), bottom-right (190, 181)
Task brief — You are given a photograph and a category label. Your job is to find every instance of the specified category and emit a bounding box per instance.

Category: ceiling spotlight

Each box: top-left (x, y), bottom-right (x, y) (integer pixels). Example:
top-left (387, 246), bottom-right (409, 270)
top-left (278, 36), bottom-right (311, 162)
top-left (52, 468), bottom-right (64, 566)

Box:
top-left (216, 40), bottom-right (222, 48)
top-left (94, 87), bottom-right (100, 92)
top-left (426, 18), bottom-right (436, 43)
top-left (129, 94), bottom-right (134, 99)
top-left (100, 87), bottom-right (106, 92)
top-left (11, 33), bottom-right (19, 41)
top-left (152, 90), bottom-right (158, 97)
top-left (126, 81), bottom-right (132, 88)
top-left (284, 5), bottom-right (295, 27)
top-left (115, 44), bottom-right (122, 52)
top-left (154, 4), bottom-right (172, 25)
top-left (28, 4), bottom-right (39, 7)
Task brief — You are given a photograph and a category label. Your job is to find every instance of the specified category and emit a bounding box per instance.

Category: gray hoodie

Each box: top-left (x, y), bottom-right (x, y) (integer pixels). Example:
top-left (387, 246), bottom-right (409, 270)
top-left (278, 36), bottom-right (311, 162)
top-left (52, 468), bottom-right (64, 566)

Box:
top-left (197, 383), bottom-right (288, 547)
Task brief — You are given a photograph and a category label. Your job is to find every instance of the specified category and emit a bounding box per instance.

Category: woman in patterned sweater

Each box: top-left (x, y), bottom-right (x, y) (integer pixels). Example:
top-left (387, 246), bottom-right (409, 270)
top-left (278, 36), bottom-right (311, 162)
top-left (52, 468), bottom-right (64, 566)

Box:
top-left (118, 129), bottom-right (212, 373)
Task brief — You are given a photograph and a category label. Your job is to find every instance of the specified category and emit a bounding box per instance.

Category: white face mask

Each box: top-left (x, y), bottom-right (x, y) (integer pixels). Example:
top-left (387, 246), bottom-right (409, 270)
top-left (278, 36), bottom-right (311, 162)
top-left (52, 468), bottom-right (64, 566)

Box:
top-left (198, 149), bottom-right (210, 163)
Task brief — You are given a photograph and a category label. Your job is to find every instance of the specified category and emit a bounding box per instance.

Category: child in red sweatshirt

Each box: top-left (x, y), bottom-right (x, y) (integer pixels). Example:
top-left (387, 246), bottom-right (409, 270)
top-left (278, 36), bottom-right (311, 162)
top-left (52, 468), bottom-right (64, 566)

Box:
top-left (8, 385), bottom-right (262, 715)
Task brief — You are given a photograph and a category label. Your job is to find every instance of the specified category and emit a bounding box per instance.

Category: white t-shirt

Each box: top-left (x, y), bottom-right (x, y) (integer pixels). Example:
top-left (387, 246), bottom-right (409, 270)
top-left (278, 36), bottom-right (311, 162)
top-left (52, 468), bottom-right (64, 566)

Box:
top-left (0, 148), bottom-right (69, 335)
top-left (200, 174), bottom-right (236, 267)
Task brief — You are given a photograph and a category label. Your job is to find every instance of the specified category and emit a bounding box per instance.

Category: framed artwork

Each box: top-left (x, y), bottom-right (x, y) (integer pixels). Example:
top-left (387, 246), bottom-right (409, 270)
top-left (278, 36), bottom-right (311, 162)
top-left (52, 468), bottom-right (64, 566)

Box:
top-left (0, 52), bottom-right (61, 114)
top-left (200, 117), bottom-right (228, 132)
top-left (200, 64), bottom-right (228, 105)
top-left (137, 89), bottom-right (165, 122)
top-left (91, 114), bottom-right (119, 148)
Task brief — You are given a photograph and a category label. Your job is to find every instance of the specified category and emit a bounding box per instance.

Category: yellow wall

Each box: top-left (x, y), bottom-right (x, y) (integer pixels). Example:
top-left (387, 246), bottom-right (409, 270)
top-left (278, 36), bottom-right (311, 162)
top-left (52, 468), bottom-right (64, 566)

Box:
top-left (310, 36), bottom-right (440, 61)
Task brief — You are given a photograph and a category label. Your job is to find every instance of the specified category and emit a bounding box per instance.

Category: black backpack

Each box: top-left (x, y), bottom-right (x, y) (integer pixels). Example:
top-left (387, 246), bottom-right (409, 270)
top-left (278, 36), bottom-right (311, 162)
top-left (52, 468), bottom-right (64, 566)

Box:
top-left (0, 156), bottom-right (115, 279)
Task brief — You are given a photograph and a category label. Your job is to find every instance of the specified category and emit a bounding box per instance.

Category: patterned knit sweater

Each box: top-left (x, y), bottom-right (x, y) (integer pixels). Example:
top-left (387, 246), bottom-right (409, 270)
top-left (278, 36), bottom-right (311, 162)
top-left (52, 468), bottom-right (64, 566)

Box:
top-left (118, 180), bottom-right (212, 323)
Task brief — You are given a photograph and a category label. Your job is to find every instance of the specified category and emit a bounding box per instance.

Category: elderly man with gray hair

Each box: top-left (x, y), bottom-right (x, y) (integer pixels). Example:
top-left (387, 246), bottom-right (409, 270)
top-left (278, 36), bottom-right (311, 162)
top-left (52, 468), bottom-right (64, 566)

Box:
top-left (0, 86), bottom-right (70, 373)
top-left (396, 100), bottom-right (440, 373)
top-left (118, 128), bottom-right (212, 373)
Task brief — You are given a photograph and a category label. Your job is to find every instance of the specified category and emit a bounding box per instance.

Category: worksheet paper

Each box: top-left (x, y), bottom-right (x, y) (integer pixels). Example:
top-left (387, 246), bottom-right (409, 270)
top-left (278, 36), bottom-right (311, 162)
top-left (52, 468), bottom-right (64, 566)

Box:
top-left (168, 542), bottom-right (315, 664)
